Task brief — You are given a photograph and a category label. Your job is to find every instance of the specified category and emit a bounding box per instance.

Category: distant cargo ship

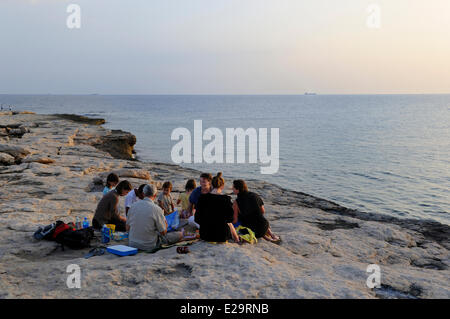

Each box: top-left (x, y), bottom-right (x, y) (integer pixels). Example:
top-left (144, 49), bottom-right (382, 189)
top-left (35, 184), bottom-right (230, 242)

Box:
top-left (304, 92), bottom-right (317, 95)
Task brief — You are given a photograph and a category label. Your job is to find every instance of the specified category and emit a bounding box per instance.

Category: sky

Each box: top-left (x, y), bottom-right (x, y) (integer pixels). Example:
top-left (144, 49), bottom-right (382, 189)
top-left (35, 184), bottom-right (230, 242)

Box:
top-left (0, 0), bottom-right (449, 95)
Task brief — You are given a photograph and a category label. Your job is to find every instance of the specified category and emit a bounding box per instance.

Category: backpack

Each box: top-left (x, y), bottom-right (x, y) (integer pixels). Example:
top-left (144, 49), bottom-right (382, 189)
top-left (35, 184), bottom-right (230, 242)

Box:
top-left (33, 222), bottom-right (57, 241)
top-left (34, 220), bottom-right (94, 250)
top-left (55, 226), bottom-right (95, 250)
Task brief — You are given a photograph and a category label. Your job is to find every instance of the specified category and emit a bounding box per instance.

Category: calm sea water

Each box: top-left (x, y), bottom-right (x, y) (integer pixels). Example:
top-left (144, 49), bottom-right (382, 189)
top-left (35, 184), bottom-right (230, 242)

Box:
top-left (1, 94), bottom-right (449, 225)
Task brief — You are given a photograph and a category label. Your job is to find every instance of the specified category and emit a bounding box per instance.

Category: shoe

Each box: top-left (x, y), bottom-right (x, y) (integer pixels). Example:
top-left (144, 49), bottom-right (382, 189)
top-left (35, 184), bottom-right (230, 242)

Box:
top-left (33, 227), bottom-right (44, 240)
top-left (84, 247), bottom-right (106, 259)
top-left (176, 246), bottom-right (190, 254)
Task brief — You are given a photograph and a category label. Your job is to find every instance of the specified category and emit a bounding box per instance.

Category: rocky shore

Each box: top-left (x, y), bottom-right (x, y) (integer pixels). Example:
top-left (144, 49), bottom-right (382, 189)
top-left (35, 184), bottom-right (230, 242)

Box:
top-left (0, 111), bottom-right (448, 298)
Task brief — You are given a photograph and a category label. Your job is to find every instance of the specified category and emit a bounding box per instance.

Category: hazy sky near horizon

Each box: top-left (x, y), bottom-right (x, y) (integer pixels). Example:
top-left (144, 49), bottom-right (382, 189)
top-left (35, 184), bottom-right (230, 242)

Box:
top-left (1, 0), bottom-right (449, 94)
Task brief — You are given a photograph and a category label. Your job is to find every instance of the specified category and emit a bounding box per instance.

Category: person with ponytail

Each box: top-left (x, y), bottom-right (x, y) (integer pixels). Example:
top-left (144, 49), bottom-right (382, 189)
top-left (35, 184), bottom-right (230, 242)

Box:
top-left (194, 172), bottom-right (240, 243)
top-left (232, 179), bottom-right (281, 243)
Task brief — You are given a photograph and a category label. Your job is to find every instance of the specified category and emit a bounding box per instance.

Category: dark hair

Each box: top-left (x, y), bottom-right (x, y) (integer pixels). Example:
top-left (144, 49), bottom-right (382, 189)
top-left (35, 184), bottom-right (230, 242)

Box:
top-left (212, 172), bottom-right (225, 189)
top-left (137, 184), bottom-right (146, 194)
top-left (162, 181), bottom-right (173, 190)
top-left (106, 173), bottom-right (119, 187)
top-left (185, 179), bottom-right (197, 191)
top-left (233, 179), bottom-right (248, 194)
top-left (200, 172), bottom-right (212, 182)
top-left (116, 180), bottom-right (132, 194)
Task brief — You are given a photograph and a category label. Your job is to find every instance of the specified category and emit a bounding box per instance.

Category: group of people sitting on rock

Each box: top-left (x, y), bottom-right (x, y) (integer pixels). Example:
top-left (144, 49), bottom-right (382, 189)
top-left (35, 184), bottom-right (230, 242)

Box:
top-left (92, 172), bottom-right (281, 252)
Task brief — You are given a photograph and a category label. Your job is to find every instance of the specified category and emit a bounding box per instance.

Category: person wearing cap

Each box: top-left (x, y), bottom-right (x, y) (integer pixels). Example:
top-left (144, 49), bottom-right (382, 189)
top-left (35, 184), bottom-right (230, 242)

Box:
top-left (126, 184), bottom-right (183, 252)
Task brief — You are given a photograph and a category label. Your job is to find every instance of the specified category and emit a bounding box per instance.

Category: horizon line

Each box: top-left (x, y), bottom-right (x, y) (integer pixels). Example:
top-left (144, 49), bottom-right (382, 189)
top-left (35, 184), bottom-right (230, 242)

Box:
top-left (1, 93), bottom-right (450, 96)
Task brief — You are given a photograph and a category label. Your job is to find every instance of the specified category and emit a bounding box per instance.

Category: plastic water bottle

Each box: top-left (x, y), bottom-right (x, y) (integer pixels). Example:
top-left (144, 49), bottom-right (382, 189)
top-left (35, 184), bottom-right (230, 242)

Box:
top-left (82, 217), bottom-right (89, 229)
top-left (75, 217), bottom-right (80, 230)
top-left (101, 225), bottom-right (110, 243)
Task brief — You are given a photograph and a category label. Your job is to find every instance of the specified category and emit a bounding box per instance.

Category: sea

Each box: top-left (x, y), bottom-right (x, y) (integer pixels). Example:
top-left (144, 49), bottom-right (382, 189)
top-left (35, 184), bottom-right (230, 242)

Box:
top-left (1, 94), bottom-right (449, 225)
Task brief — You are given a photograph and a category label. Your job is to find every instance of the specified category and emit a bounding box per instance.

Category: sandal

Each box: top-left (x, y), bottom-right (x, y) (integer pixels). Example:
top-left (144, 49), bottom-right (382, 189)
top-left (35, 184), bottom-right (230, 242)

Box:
top-left (272, 236), bottom-right (282, 245)
top-left (176, 246), bottom-right (190, 254)
top-left (264, 235), bottom-right (282, 245)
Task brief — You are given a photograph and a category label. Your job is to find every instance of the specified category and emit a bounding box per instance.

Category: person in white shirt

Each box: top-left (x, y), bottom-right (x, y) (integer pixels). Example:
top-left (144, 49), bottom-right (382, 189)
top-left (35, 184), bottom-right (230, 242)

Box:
top-left (126, 184), bottom-right (183, 252)
top-left (125, 184), bottom-right (146, 216)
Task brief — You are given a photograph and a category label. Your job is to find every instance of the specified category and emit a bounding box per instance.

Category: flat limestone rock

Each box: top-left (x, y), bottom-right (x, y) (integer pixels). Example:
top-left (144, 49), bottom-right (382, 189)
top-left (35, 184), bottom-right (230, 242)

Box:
top-left (0, 144), bottom-right (31, 160)
top-left (0, 111), bottom-right (448, 299)
top-left (51, 114), bottom-right (106, 125)
top-left (99, 168), bottom-right (151, 180)
top-left (90, 130), bottom-right (137, 160)
top-left (0, 152), bottom-right (15, 165)
top-left (22, 155), bottom-right (55, 165)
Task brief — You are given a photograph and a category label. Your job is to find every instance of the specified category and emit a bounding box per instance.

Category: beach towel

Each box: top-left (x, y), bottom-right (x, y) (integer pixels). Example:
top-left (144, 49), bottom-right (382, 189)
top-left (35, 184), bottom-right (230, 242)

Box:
top-left (165, 210), bottom-right (180, 232)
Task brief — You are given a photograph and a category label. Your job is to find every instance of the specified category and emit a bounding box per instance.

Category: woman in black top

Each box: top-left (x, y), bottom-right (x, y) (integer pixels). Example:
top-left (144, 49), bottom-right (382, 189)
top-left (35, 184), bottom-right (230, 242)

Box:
top-left (232, 179), bottom-right (281, 242)
top-left (194, 173), bottom-right (240, 243)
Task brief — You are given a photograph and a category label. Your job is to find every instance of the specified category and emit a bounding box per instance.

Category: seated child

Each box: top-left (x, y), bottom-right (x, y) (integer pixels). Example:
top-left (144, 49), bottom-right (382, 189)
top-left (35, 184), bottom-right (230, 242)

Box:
top-left (125, 184), bottom-right (146, 216)
top-left (177, 179), bottom-right (197, 219)
top-left (157, 181), bottom-right (175, 216)
top-left (103, 173), bottom-right (119, 196)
